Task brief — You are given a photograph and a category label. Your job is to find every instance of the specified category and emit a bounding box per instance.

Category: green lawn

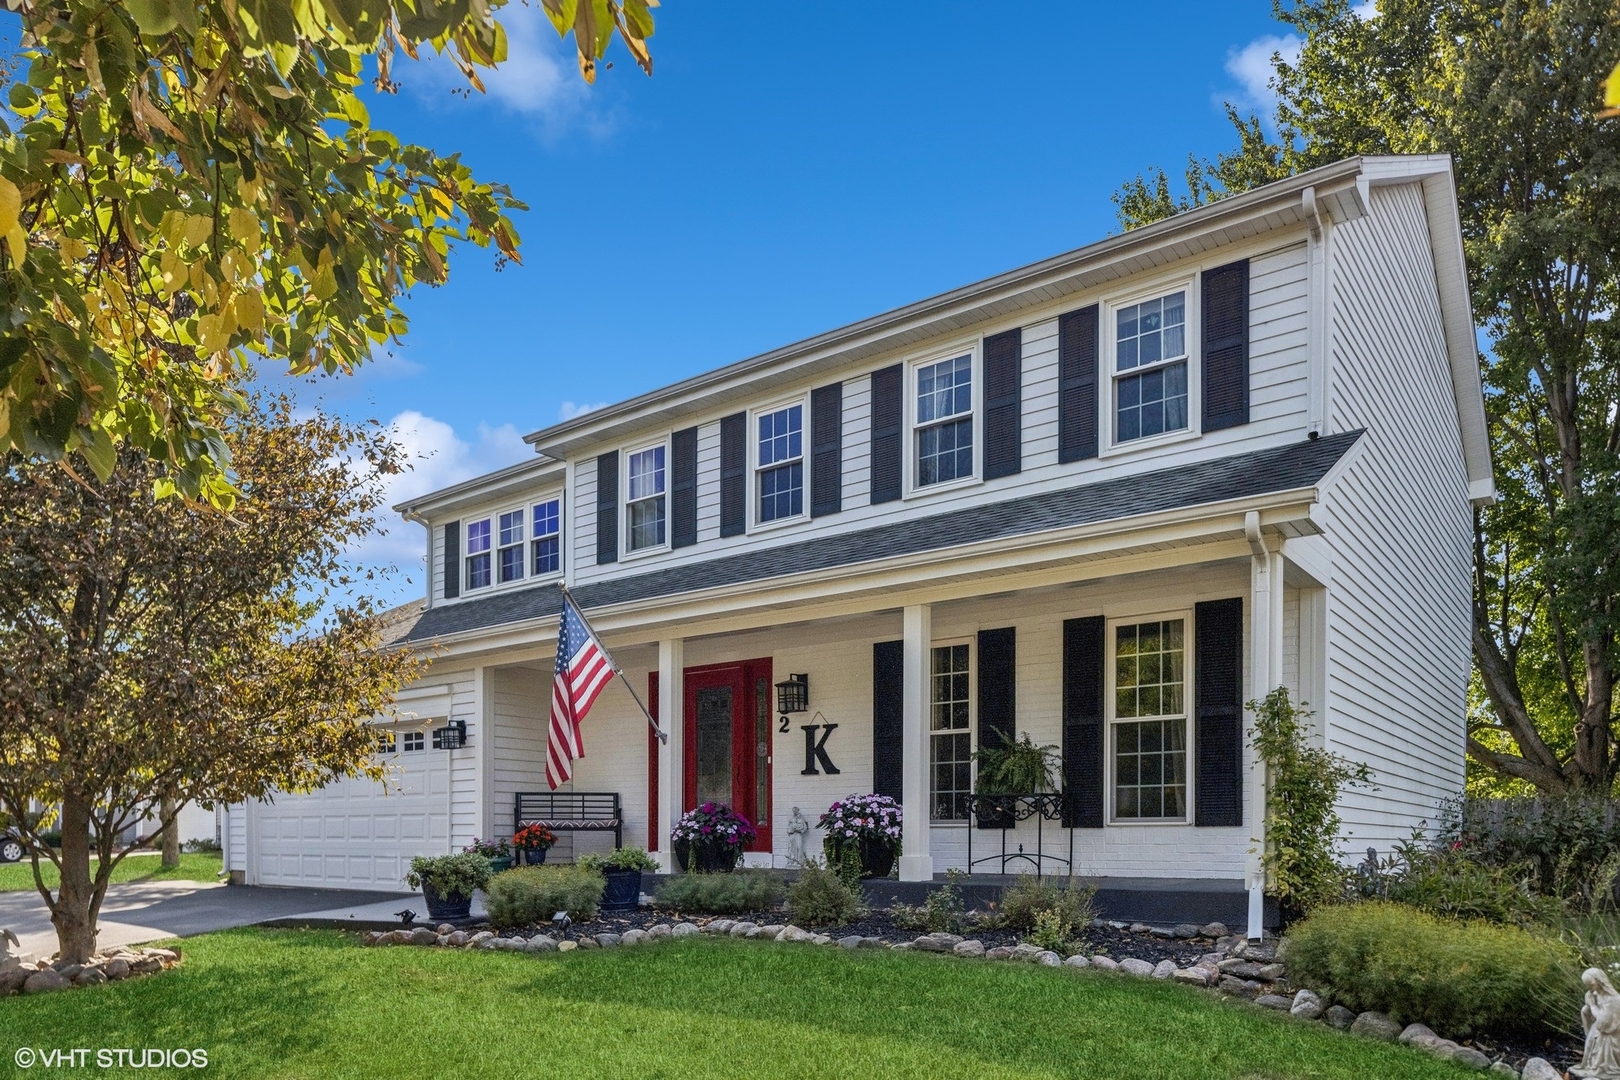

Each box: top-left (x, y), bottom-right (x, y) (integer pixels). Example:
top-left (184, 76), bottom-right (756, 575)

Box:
top-left (0, 929), bottom-right (1478, 1079)
top-left (0, 852), bottom-right (222, 892)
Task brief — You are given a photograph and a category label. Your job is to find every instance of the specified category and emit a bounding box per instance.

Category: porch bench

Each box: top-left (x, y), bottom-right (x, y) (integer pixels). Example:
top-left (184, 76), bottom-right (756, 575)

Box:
top-left (514, 792), bottom-right (622, 851)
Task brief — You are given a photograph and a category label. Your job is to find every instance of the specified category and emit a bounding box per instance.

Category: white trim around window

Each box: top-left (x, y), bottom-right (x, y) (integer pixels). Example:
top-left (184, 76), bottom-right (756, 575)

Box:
top-left (496, 506), bottom-right (527, 585)
top-left (747, 394), bottom-right (809, 532)
top-left (622, 439), bottom-right (670, 557)
top-left (531, 496), bottom-right (564, 579)
top-left (904, 341), bottom-right (982, 498)
top-left (1105, 609), bottom-right (1193, 825)
top-left (464, 517), bottom-right (492, 592)
top-left (1100, 274), bottom-right (1202, 456)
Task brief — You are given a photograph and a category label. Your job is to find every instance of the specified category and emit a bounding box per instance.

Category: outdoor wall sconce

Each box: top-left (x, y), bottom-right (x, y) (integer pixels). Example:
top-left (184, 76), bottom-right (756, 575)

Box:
top-left (432, 720), bottom-right (467, 750)
top-left (775, 674), bottom-right (809, 715)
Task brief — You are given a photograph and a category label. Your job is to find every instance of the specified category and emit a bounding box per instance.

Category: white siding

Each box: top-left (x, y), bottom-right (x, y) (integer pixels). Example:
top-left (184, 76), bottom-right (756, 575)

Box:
top-left (574, 459), bottom-right (598, 576)
top-left (447, 674), bottom-right (482, 849)
top-left (841, 374), bottom-right (872, 510)
top-left (695, 421), bottom-right (722, 542)
top-left (1317, 181), bottom-right (1472, 851)
top-left (567, 674), bottom-right (655, 858)
top-left (491, 666), bottom-right (551, 850)
top-left (1020, 318), bottom-right (1060, 471)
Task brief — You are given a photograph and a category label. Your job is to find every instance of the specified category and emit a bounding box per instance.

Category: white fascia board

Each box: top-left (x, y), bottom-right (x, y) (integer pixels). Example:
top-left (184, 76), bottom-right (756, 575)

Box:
top-left (393, 457), bottom-right (567, 519)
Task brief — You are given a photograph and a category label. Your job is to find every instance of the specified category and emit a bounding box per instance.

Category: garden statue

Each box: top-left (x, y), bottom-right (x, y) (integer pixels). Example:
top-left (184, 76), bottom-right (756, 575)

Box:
top-left (1575, 967), bottom-right (1620, 1079)
top-left (786, 807), bottom-right (809, 867)
top-left (0, 929), bottom-right (18, 971)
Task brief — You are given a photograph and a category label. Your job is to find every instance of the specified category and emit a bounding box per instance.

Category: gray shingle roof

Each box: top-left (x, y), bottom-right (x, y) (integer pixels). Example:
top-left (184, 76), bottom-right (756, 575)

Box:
top-left (402, 430), bottom-right (1361, 643)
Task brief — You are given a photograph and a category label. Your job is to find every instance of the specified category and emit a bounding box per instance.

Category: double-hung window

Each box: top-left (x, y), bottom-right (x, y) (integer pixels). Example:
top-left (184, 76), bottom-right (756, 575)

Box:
top-left (930, 643), bottom-right (972, 822)
top-left (1111, 618), bottom-right (1188, 821)
top-left (1114, 291), bottom-right (1189, 443)
top-left (915, 354), bottom-right (973, 487)
top-left (532, 499), bottom-right (561, 576)
top-left (756, 404), bottom-right (804, 523)
top-left (465, 519), bottom-right (492, 590)
top-left (497, 510), bottom-right (525, 584)
top-left (626, 445), bottom-right (667, 552)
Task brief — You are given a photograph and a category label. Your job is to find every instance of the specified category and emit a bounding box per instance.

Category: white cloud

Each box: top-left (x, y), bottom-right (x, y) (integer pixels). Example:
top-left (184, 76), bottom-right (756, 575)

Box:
top-left (397, 4), bottom-right (591, 125)
top-left (350, 411), bottom-right (530, 570)
top-left (558, 400), bottom-right (608, 421)
top-left (1223, 33), bottom-right (1302, 117)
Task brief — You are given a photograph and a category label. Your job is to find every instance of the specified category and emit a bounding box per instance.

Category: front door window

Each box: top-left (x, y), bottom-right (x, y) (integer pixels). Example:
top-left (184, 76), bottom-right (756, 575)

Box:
top-left (695, 686), bottom-right (734, 807)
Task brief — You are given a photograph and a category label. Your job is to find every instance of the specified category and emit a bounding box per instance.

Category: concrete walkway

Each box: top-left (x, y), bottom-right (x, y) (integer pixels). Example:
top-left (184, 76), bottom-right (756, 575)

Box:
top-left (0, 881), bottom-right (415, 957)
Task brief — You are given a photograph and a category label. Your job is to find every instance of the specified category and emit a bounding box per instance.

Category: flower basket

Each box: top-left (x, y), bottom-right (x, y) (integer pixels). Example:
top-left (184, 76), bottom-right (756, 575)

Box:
top-left (670, 803), bottom-right (755, 873)
top-left (672, 838), bottom-right (739, 874)
top-left (486, 855), bottom-right (513, 874)
top-left (512, 824), bottom-right (556, 868)
top-left (857, 836), bottom-right (897, 879)
top-left (819, 794), bottom-right (902, 879)
top-left (521, 846), bottom-right (548, 866)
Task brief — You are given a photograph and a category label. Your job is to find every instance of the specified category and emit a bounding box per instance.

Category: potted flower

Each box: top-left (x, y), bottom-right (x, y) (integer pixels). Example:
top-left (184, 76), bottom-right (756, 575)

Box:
top-left (670, 802), bottom-right (756, 873)
top-left (466, 836), bottom-right (513, 874)
top-left (819, 794), bottom-right (903, 879)
top-left (405, 852), bottom-right (493, 921)
top-left (579, 846), bottom-right (660, 912)
top-left (512, 824), bottom-right (557, 866)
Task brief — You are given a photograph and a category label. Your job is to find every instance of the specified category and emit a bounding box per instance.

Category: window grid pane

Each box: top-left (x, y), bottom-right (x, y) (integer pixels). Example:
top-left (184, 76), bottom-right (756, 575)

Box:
top-left (757, 405), bottom-right (803, 468)
top-left (917, 355), bottom-right (972, 423)
top-left (628, 448), bottom-right (667, 550)
top-left (532, 499), bottom-right (560, 539)
top-left (466, 552), bottom-right (491, 589)
top-left (930, 644), bottom-right (971, 821)
top-left (1113, 618), bottom-right (1187, 820)
top-left (1115, 290), bottom-right (1189, 443)
top-left (533, 535), bottom-right (560, 576)
top-left (499, 510), bottom-right (524, 547)
top-left (466, 519), bottom-right (491, 554)
top-left (918, 416), bottom-right (973, 487)
top-left (1115, 293), bottom-right (1186, 373)
top-left (759, 461), bottom-right (803, 522)
top-left (628, 447), bottom-right (666, 501)
top-left (629, 497), bottom-right (666, 550)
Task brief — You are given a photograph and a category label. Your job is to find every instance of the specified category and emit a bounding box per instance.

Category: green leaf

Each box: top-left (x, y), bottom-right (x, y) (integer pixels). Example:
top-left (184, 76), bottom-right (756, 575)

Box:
top-left (76, 424), bottom-right (117, 480)
top-left (125, 0), bottom-right (179, 37)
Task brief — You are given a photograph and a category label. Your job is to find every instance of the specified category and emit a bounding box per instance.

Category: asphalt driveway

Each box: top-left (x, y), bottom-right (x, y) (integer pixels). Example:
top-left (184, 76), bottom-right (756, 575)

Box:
top-left (0, 881), bottom-right (414, 957)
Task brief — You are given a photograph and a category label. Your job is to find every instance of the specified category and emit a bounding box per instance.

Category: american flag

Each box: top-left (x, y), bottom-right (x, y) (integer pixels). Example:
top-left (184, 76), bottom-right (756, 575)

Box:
top-left (547, 596), bottom-right (616, 789)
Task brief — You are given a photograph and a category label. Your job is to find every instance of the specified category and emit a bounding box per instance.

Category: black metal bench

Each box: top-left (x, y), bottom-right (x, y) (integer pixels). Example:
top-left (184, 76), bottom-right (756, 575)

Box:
top-left (514, 792), bottom-right (622, 850)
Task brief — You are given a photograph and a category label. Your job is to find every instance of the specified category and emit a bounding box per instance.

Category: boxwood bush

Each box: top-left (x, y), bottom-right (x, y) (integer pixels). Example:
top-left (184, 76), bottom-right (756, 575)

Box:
top-left (485, 866), bottom-right (605, 928)
top-left (785, 861), bottom-right (867, 927)
top-left (1286, 901), bottom-right (1577, 1036)
top-left (653, 869), bottom-right (785, 915)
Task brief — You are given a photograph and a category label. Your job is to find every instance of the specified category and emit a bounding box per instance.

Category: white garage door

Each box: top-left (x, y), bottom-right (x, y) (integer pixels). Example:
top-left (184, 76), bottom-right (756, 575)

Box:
top-left (252, 736), bottom-right (451, 890)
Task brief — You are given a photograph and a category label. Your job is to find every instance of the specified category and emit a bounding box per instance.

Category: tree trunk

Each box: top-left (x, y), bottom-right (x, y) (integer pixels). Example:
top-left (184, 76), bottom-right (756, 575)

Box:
top-left (52, 793), bottom-right (98, 963)
top-left (160, 795), bottom-right (180, 869)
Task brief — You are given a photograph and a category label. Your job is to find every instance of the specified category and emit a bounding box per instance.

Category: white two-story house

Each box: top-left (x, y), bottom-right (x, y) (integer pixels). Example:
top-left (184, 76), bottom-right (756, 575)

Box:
top-left (224, 155), bottom-right (1491, 936)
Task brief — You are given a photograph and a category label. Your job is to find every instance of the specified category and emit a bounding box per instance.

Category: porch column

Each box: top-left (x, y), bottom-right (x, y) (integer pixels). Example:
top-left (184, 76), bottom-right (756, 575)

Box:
top-left (898, 603), bottom-right (933, 882)
top-left (1246, 512), bottom-right (1285, 939)
top-left (655, 638), bottom-right (684, 874)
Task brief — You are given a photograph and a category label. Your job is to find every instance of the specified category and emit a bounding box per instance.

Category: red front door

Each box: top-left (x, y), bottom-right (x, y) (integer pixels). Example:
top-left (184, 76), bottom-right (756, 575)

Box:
top-left (682, 659), bottom-right (773, 853)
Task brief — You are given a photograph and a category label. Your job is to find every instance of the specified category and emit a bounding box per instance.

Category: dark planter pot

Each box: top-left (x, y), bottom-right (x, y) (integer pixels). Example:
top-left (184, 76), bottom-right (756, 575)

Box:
top-left (421, 880), bottom-right (473, 921)
top-left (486, 855), bottom-right (513, 875)
top-left (520, 847), bottom-right (549, 866)
top-left (673, 839), bottom-right (739, 873)
top-left (857, 838), bottom-right (898, 880)
top-left (600, 868), bottom-right (643, 912)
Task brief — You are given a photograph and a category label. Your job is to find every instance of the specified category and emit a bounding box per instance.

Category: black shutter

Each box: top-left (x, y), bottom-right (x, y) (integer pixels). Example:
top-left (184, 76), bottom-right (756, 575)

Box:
top-left (1061, 616), bottom-right (1105, 828)
top-left (671, 426), bottom-right (698, 549)
top-left (1195, 597), bottom-right (1245, 827)
top-left (977, 627), bottom-right (1017, 830)
top-left (869, 364), bottom-right (903, 504)
top-left (720, 412), bottom-right (746, 537)
top-left (872, 640), bottom-right (904, 802)
top-left (595, 450), bottom-right (618, 565)
top-left (1202, 259), bottom-right (1250, 431)
top-left (441, 521), bottom-right (460, 599)
top-left (1058, 305), bottom-right (1100, 462)
top-left (983, 329), bottom-right (1023, 480)
top-left (810, 382), bottom-right (843, 518)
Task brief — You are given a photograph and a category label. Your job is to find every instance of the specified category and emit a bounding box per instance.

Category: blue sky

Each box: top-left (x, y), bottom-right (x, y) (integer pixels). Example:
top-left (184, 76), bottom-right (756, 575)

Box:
top-left (311, 3), bottom-right (1309, 602)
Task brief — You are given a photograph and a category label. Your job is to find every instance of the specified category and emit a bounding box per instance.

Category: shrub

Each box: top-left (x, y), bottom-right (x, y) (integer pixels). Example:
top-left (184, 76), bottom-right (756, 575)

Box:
top-left (1443, 795), bottom-right (1620, 912)
top-left (484, 865), bottom-right (605, 928)
top-left (997, 875), bottom-right (1096, 934)
top-left (786, 860), bottom-right (867, 927)
top-left (578, 846), bottom-right (659, 873)
top-left (182, 837), bottom-right (222, 854)
top-left (653, 869), bottom-right (785, 915)
top-left (1351, 833), bottom-right (1557, 926)
top-left (1027, 909), bottom-right (1076, 954)
top-left (406, 852), bottom-right (493, 900)
top-left (892, 868), bottom-right (967, 934)
top-left (1285, 901), bottom-right (1578, 1036)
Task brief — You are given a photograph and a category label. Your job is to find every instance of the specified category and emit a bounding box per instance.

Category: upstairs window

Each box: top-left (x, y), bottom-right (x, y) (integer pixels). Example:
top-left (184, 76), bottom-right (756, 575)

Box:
top-left (756, 404), bottom-right (804, 523)
top-left (532, 499), bottom-right (561, 576)
top-left (465, 519), bottom-right (492, 590)
top-left (498, 510), bottom-right (525, 584)
top-left (916, 354), bottom-right (973, 487)
top-left (1114, 291), bottom-right (1188, 443)
top-left (627, 445), bottom-right (667, 552)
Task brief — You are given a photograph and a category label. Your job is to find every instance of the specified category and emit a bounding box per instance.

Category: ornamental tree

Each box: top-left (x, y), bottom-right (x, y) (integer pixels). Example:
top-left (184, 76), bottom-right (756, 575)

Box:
top-left (0, 394), bottom-right (422, 962)
top-left (1114, 0), bottom-right (1620, 793)
top-left (0, 0), bottom-right (656, 501)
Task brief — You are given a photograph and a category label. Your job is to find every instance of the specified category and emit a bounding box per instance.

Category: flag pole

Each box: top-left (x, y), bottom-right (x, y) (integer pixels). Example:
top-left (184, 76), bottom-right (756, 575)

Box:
top-left (561, 584), bottom-right (667, 745)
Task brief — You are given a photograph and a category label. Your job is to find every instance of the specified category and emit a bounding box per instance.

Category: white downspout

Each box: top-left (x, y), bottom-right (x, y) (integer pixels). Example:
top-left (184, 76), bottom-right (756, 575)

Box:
top-left (1245, 511), bottom-right (1284, 940)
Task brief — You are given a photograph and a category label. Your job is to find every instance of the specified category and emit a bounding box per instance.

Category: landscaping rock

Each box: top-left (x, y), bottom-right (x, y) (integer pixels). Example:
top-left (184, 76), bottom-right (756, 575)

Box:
top-left (838, 936), bottom-right (864, 950)
top-left (1011, 943), bottom-right (1043, 962)
top-left (1173, 923), bottom-right (1201, 939)
top-left (1036, 951), bottom-right (1062, 967)
top-left (913, 935), bottom-right (953, 953)
top-left (753, 925), bottom-right (785, 940)
top-left (858, 937), bottom-right (886, 949)
top-left (1219, 975), bottom-right (1263, 998)
top-left (891, 942), bottom-right (914, 951)
top-left (1488, 1063), bottom-right (1518, 1077)
top-left (23, 970), bottom-right (69, 994)
top-left (56, 963), bottom-right (83, 981)
top-left (130, 958), bottom-right (162, 975)
top-left (445, 931), bottom-right (469, 948)
top-left (1440, 1045), bottom-right (1492, 1070)
top-left (435, 934), bottom-right (451, 947)
top-left (1064, 955), bottom-right (1090, 968)
top-left (1128, 922), bottom-right (1153, 934)
top-left (578, 938), bottom-right (598, 949)
top-left (777, 926), bottom-right (812, 943)
top-left (932, 934), bottom-right (966, 947)
top-left (1089, 956), bottom-right (1119, 972)
top-left (671, 923), bottom-right (699, 939)
top-left (0, 969), bottom-right (31, 995)
top-left (620, 929), bottom-right (649, 947)
top-left (1199, 922), bottom-right (1230, 939)
top-left (409, 928), bottom-right (438, 946)
top-left (1152, 960), bottom-right (1177, 980)
top-left (102, 959), bottom-right (130, 982)
top-left (953, 940), bottom-right (985, 958)
top-left (1255, 994), bottom-right (1294, 1011)
top-left (1172, 967), bottom-right (1212, 987)
top-left (1218, 958), bottom-right (1267, 979)
top-left (648, 924), bottom-right (673, 941)
top-left (526, 936), bottom-right (558, 953)
top-left (729, 922), bottom-right (757, 938)
top-left (73, 968), bottom-right (107, 987)
top-left (1324, 1005), bottom-right (1356, 1030)
top-left (1290, 990), bottom-right (1323, 1021)
top-left (558, 941), bottom-right (577, 953)
top-left (1258, 963), bottom-right (1287, 982)
top-left (469, 931), bottom-right (494, 946)
top-left (812, 934), bottom-right (833, 946)
top-left (985, 946), bottom-right (1016, 961)
top-left (1398, 1024), bottom-right (1440, 1047)
top-left (1349, 1012), bottom-right (1401, 1041)
top-left (146, 947), bottom-right (179, 962)
top-left (705, 920), bottom-right (735, 935)
top-left (1118, 958), bottom-right (1156, 977)
top-left (594, 933), bottom-right (622, 949)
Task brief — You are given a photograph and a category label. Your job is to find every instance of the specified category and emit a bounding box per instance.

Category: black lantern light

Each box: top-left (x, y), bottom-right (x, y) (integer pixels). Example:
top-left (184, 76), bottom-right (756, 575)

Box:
top-left (431, 720), bottom-right (468, 750)
top-left (775, 673), bottom-right (809, 715)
